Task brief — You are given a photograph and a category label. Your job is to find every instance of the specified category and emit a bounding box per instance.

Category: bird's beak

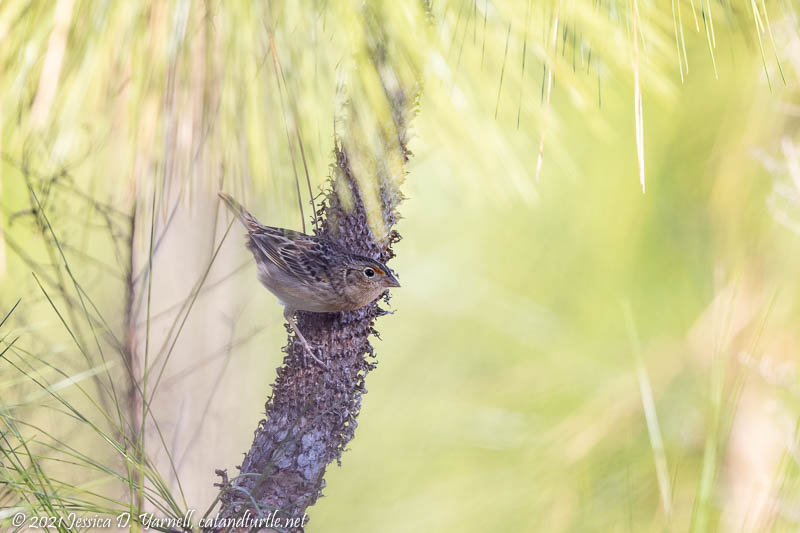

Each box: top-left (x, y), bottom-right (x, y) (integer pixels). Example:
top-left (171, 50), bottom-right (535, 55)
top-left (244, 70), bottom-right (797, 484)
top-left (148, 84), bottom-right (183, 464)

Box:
top-left (385, 273), bottom-right (401, 288)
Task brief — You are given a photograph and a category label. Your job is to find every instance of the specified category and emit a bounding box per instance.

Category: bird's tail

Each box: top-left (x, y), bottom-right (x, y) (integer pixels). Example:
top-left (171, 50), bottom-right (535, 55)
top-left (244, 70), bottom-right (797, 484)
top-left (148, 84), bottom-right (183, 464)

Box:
top-left (218, 192), bottom-right (261, 232)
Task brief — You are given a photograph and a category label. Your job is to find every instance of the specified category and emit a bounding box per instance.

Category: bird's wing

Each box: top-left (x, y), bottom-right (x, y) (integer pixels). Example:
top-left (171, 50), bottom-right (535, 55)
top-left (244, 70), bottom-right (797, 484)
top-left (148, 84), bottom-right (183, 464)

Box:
top-left (249, 227), bottom-right (333, 285)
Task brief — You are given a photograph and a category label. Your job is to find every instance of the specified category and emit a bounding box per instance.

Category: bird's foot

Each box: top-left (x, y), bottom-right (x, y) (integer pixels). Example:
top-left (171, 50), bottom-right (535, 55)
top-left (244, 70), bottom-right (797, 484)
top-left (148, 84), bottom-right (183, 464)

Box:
top-left (296, 338), bottom-right (328, 370)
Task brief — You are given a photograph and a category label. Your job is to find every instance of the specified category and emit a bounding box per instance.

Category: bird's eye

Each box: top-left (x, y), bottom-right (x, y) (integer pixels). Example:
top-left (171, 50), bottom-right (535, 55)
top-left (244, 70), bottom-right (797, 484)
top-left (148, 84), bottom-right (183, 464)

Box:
top-left (364, 268), bottom-right (375, 278)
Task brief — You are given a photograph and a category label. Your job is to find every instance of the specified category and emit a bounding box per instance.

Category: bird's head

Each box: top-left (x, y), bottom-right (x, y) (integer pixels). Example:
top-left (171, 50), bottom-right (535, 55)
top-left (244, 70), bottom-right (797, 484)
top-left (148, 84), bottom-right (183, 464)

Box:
top-left (343, 257), bottom-right (401, 307)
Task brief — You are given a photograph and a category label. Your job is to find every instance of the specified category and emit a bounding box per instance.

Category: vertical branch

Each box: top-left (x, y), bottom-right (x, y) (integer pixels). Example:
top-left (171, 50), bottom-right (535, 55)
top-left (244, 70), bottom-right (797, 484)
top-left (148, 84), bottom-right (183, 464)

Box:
top-left (209, 24), bottom-right (415, 533)
top-left (123, 198), bottom-right (143, 513)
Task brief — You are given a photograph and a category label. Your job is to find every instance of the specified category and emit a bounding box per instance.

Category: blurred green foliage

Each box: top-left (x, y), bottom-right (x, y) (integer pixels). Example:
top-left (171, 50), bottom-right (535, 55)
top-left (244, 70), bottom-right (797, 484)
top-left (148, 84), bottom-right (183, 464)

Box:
top-left (2, 0), bottom-right (800, 532)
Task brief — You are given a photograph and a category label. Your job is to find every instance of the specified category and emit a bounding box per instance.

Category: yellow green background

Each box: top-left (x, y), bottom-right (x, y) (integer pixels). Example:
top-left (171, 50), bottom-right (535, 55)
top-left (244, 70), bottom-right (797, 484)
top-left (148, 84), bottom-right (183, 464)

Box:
top-left (2, 1), bottom-right (800, 532)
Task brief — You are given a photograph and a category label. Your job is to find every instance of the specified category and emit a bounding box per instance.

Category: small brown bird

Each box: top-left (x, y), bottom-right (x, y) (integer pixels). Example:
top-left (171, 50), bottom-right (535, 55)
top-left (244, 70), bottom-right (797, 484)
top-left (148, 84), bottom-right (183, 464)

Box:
top-left (219, 192), bottom-right (400, 366)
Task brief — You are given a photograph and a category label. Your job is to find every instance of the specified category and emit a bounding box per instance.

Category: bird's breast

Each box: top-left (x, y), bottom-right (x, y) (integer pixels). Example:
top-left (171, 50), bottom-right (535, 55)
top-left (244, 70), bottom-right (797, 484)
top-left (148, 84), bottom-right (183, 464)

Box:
top-left (255, 263), bottom-right (355, 312)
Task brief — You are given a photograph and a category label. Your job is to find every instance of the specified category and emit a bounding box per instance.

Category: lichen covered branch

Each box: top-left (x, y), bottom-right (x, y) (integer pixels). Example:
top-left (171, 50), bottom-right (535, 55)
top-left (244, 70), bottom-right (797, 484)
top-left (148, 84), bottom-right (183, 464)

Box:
top-left (209, 32), bottom-right (416, 532)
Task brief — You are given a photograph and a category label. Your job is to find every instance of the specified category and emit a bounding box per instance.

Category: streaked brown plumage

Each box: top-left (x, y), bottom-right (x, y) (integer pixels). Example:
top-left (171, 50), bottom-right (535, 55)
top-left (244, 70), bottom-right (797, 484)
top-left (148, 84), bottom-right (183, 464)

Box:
top-left (219, 192), bottom-right (400, 366)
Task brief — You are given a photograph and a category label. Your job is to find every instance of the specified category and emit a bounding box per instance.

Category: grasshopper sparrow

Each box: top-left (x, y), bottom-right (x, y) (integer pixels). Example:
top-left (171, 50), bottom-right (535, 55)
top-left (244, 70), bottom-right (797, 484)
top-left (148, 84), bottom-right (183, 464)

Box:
top-left (219, 193), bottom-right (400, 366)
